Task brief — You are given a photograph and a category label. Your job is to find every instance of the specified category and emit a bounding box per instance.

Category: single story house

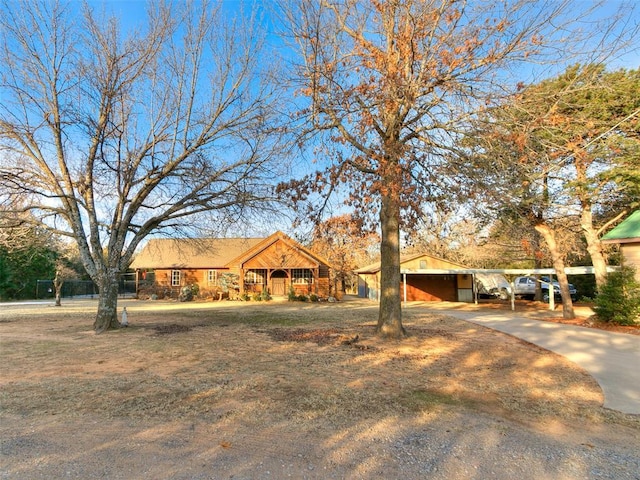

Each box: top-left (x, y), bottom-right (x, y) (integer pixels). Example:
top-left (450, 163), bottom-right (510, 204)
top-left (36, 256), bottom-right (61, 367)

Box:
top-left (602, 210), bottom-right (640, 282)
top-left (356, 253), bottom-right (474, 302)
top-left (130, 231), bottom-right (332, 298)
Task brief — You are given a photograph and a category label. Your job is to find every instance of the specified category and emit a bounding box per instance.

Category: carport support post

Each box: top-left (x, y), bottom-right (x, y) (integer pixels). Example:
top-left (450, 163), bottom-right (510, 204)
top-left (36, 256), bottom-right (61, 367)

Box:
top-left (473, 274), bottom-right (478, 305)
top-left (403, 273), bottom-right (407, 305)
top-left (510, 281), bottom-right (515, 311)
top-left (548, 274), bottom-right (555, 311)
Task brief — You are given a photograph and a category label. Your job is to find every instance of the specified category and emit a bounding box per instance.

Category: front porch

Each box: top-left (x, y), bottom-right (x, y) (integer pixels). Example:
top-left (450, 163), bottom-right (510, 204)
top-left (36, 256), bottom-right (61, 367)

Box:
top-left (241, 268), bottom-right (319, 297)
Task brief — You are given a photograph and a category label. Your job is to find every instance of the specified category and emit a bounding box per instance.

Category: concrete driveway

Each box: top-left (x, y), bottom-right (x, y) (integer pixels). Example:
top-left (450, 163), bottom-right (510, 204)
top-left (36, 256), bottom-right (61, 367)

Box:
top-left (419, 304), bottom-right (640, 415)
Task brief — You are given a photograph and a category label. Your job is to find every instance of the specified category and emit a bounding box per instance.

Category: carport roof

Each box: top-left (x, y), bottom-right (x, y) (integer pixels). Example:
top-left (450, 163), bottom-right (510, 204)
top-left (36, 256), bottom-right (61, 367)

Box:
top-left (398, 266), bottom-right (620, 275)
top-left (355, 252), bottom-right (467, 274)
top-left (356, 256), bottom-right (621, 277)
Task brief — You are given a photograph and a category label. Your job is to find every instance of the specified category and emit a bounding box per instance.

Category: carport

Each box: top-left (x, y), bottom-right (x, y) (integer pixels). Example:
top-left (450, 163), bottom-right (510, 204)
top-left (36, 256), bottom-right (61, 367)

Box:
top-left (400, 266), bottom-right (621, 310)
top-left (356, 253), bottom-right (471, 302)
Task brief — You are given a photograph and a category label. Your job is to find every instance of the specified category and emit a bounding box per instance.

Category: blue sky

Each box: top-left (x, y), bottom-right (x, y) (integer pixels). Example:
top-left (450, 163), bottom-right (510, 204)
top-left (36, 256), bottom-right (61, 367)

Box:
top-left (88, 0), bottom-right (639, 69)
top-left (87, 0), bottom-right (278, 32)
top-left (87, 0), bottom-right (637, 236)
top-left (5, 0), bottom-right (639, 240)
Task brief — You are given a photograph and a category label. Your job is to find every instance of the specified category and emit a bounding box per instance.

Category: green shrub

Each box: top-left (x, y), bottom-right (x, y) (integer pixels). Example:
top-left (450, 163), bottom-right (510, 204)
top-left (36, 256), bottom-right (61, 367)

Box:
top-left (287, 286), bottom-right (310, 302)
top-left (309, 293), bottom-right (319, 302)
top-left (568, 274), bottom-right (596, 300)
top-left (593, 267), bottom-right (640, 325)
top-left (178, 283), bottom-right (200, 302)
top-left (252, 291), bottom-right (262, 301)
top-left (260, 288), bottom-right (271, 301)
top-left (179, 285), bottom-right (194, 302)
top-left (288, 286), bottom-right (297, 302)
top-left (240, 292), bottom-right (251, 301)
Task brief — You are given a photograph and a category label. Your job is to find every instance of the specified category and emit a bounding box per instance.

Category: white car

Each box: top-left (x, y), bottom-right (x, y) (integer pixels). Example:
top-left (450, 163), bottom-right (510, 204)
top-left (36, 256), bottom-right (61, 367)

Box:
top-left (513, 276), bottom-right (577, 301)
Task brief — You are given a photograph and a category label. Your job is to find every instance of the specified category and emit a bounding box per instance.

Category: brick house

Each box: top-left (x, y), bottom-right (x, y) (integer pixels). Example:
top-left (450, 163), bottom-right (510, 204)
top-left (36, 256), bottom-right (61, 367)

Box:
top-left (130, 231), bottom-right (332, 298)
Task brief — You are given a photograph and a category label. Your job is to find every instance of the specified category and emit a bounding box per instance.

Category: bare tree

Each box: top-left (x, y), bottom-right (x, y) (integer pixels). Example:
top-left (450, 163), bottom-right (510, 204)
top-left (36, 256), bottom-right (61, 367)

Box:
top-left (309, 214), bottom-right (379, 296)
top-left (0, 0), bottom-right (283, 331)
top-left (52, 259), bottom-right (77, 306)
top-left (280, 0), bottom-right (592, 337)
top-left (404, 211), bottom-right (487, 266)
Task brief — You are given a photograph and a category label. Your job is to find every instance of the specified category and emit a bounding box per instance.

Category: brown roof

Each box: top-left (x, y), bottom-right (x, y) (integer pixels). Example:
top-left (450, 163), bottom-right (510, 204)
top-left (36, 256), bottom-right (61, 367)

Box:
top-left (130, 237), bottom-right (265, 269)
top-left (228, 231), bottom-right (333, 268)
top-left (355, 252), bottom-right (468, 274)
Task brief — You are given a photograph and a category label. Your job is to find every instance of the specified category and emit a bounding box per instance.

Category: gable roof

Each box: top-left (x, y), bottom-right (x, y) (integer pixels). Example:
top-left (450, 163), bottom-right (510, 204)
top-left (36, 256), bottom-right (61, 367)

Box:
top-left (130, 237), bottom-right (265, 269)
top-left (601, 210), bottom-right (640, 244)
top-left (355, 252), bottom-right (468, 274)
top-left (228, 231), bottom-right (332, 268)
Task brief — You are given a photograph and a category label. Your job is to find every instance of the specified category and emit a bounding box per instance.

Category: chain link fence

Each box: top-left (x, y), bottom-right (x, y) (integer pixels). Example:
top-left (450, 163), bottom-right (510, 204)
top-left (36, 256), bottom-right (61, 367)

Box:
top-left (35, 274), bottom-right (137, 299)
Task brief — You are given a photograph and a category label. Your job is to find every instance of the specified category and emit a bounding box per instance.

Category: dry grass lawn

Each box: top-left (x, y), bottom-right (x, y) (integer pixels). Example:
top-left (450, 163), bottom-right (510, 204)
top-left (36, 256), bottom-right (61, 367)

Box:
top-left (1, 297), bottom-right (638, 479)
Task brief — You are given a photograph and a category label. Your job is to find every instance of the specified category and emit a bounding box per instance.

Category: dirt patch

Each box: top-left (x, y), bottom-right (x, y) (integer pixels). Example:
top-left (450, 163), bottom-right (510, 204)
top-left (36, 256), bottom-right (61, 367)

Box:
top-left (266, 327), bottom-right (344, 344)
top-left (1, 299), bottom-right (638, 479)
top-left (152, 323), bottom-right (193, 335)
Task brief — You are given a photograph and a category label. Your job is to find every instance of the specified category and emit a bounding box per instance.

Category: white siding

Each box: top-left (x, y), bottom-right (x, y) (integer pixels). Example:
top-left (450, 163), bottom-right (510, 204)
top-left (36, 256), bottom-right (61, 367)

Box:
top-left (621, 243), bottom-right (640, 282)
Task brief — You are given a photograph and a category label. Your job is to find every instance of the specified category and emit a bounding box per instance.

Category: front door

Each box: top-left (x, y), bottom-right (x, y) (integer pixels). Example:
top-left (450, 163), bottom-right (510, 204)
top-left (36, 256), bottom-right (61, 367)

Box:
top-left (271, 270), bottom-right (287, 296)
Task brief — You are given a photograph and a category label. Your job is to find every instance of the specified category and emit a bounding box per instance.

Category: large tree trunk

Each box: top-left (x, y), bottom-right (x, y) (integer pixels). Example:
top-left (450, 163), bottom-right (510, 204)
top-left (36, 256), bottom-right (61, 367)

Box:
top-left (377, 191), bottom-right (405, 338)
top-left (534, 223), bottom-right (575, 319)
top-left (580, 208), bottom-right (608, 291)
top-left (94, 274), bottom-right (121, 333)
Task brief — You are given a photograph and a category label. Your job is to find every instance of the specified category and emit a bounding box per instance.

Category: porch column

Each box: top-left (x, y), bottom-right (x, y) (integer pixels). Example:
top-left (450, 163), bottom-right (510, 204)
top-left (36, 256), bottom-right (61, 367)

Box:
top-left (267, 269), bottom-right (272, 294)
top-left (239, 267), bottom-right (245, 296)
top-left (314, 267), bottom-right (319, 294)
top-left (286, 269), bottom-right (291, 295)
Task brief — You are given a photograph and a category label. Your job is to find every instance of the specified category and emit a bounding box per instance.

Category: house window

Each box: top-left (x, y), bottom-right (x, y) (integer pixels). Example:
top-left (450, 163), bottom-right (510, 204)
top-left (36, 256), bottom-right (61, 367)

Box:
top-left (171, 270), bottom-right (181, 287)
top-left (419, 260), bottom-right (427, 269)
top-left (207, 270), bottom-right (218, 286)
top-left (244, 269), bottom-right (265, 284)
top-left (292, 268), bottom-right (312, 284)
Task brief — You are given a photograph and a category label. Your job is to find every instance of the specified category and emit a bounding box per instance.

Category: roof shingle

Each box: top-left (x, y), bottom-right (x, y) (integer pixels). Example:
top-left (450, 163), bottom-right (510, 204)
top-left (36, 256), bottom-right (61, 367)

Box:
top-left (130, 237), bottom-right (265, 269)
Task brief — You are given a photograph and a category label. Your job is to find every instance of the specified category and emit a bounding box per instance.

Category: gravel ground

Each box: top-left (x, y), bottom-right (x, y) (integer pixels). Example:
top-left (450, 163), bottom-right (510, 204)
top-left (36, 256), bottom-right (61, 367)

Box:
top-left (2, 412), bottom-right (639, 480)
top-left (1, 298), bottom-right (639, 479)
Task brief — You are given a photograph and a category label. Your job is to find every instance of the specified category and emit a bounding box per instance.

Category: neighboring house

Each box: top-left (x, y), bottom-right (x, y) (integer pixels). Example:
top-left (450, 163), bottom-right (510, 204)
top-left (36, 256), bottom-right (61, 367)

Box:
top-left (356, 253), bottom-right (474, 302)
top-left (130, 231), bottom-right (332, 298)
top-left (602, 210), bottom-right (640, 282)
